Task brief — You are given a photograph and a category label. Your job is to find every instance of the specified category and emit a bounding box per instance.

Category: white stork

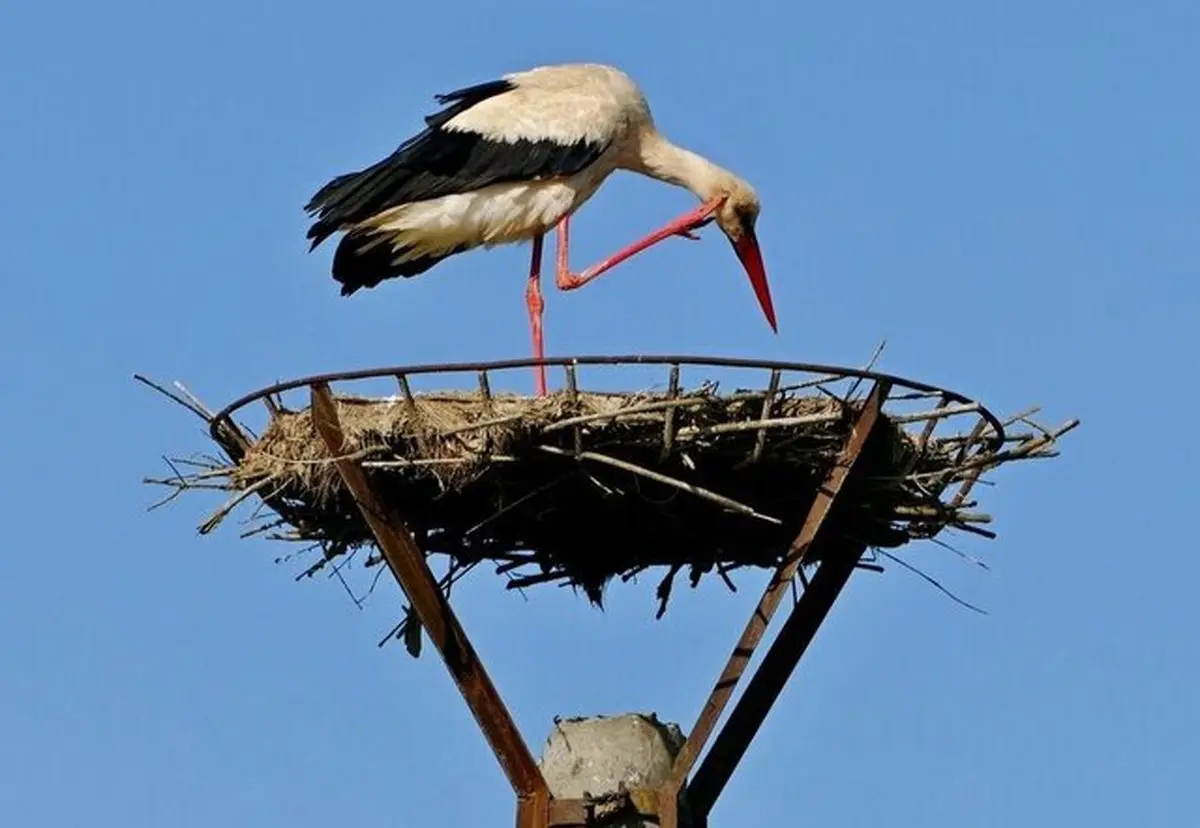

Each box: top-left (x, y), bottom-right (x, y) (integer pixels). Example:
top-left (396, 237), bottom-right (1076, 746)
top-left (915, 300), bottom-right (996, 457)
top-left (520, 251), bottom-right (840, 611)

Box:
top-left (305, 63), bottom-right (778, 394)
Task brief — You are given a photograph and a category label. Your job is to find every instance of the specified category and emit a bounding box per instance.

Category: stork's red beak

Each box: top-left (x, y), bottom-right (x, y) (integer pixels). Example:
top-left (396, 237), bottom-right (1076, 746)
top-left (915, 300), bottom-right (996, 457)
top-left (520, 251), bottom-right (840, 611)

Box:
top-left (732, 230), bottom-right (778, 332)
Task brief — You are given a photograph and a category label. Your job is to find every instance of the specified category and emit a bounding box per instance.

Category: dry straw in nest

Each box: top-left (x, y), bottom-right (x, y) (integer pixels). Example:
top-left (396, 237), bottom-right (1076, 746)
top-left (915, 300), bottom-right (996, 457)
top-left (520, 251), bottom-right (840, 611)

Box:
top-left (142, 369), bottom-right (1076, 631)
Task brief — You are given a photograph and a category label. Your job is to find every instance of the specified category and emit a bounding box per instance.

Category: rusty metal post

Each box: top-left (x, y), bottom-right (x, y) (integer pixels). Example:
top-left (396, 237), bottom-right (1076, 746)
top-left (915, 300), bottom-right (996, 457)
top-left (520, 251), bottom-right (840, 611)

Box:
top-left (517, 789), bottom-right (550, 828)
top-left (309, 383), bottom-right (550, 820)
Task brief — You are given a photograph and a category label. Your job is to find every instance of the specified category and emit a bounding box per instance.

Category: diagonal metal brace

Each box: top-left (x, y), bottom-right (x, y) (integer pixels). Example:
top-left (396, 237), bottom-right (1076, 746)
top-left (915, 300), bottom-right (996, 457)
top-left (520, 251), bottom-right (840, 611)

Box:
top-left (686, 534), bottom-right (870, 817)
top-left (666, 380), bottom-right (892, 812)
top-left (309, 383), bottom-right (550, 806)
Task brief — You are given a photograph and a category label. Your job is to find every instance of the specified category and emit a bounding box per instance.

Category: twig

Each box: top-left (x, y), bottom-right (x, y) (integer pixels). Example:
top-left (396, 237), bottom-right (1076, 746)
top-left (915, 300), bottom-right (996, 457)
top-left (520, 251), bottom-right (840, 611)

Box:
top-left (715, 561), bottom-right (738, 592)
top-left (198, 477), bottom-right (276, 534)
top-left (933, 418), bottom-right (1079, 478)
top-left (928, 536), bottom-right (991, 571)
top-left (876, 549), bottom-right (988, 614)
top-left (675, 411), bottom-right (842, 440)
top-left (1001, 405), bottom-right (1042, 428)
top-left (948, 464), bottom-right (988, 511)
top-left (162, 456), bottom-right (228, 470)
top-left (891, 401), bottom-right (981, 425)
top-left (362, 455), bottom-right (517, 468)
top-left (133, 374), bottom-right (212, 423)
top-left (777, 372), bottom-right (847, 394)
top-left (494, 556), bottom-right (540, 575)
top-left (138, 375), bottom-right (252, 454)
top-left (378, 558), bottom-right (480, 652)
top-left (172, 381), bottom-right (218, 420)
top-left (953, 417), bottom-right (991, 465)
top-left (240, 518), bottom-right (288, 540)
top-left (892, 506), bottom-right (993, 523)
top-left (951, 523), bottom-right (998, 540)
top-left (536, 444), bottom-right (781, 525)
top-left (144, 480), bottom-right (233, 492)
top-left (912, 395), bottom-right (949, 464)
top-left (655, 564), bottom-right (683, 619)
top-left (939, 431), bottom-right (1036, 446)
top-left (146, 456), bottom-right (190, 510)
top-left (328, 547), bottom-right (363, 608)
top-left (249, 444), bottom-right (384, 466)
top-left (505, 570), bottom-right (568, 590)
top-left (843, 340), bottom-right (887, 402)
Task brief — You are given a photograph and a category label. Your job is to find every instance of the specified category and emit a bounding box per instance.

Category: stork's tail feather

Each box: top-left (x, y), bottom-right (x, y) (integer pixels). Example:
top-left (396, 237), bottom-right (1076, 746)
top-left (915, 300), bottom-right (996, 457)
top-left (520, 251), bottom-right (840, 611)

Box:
top-left (331, 231), bottom-right (465, 296)
top-left (305, 156), bottom-right (411, 249)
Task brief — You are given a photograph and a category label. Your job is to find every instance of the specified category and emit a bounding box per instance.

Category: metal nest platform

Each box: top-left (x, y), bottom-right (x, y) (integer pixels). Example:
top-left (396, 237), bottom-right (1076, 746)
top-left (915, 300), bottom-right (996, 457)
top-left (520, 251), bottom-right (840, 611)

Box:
top-left (142, 353), bottom-right (1075, 828)
top-left (145, 355), bottom-right (1074, 631)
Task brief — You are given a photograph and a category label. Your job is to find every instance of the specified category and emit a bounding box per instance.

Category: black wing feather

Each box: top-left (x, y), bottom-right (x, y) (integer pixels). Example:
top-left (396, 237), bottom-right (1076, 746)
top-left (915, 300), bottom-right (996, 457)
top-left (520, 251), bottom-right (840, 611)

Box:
top-left (304, 77), bottom-right (609, 250)
top-left (331, 231), bottom-right (468, 295)
top-left (426, 79), bottom-right (515, 127)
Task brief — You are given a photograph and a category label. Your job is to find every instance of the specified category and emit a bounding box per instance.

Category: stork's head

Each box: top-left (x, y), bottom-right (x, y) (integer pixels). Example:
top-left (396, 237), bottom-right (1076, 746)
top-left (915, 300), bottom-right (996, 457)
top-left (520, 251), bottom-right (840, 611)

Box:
top-left (709, 179), bottom-right (777, 333)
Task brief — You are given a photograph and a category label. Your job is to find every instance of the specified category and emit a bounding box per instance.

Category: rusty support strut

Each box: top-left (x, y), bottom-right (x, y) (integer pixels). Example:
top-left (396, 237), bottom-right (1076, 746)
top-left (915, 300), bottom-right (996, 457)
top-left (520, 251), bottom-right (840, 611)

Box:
top-left (665, 380), bottom-right (890, 824)
top-left (310, 384), bottom-right (551, 816)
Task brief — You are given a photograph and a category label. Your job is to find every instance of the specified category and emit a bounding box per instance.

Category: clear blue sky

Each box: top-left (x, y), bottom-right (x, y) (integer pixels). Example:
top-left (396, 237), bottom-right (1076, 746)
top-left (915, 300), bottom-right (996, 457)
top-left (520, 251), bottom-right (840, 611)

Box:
top-left (2, 1), bottom-right (1196, 825)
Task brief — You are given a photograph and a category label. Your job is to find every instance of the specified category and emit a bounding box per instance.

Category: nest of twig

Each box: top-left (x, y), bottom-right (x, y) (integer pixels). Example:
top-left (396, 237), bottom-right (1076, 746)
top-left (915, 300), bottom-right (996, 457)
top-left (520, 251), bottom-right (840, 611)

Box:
top-left (141, 360), bottom-right (1077, 639)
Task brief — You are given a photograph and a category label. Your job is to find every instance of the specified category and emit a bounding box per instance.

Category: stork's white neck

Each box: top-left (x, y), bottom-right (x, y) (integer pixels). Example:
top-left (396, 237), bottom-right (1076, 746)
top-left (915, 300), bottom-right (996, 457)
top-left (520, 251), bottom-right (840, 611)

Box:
top-left (630, 130), bottom-right (735, 202)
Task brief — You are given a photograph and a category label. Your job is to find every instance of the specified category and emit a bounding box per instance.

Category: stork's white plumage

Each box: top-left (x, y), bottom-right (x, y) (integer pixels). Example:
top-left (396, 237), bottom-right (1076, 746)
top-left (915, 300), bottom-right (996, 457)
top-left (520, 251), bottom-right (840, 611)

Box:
top-left (305, 63), bottom-right (777, 393)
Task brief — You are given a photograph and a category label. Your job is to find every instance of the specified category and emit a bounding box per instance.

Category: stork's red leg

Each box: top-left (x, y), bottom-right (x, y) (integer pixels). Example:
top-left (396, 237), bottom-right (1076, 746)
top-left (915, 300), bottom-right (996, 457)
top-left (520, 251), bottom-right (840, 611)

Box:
top-left (525, 233), bottom-right (548, 396)
top-left (554, 197), bottom-right (724, 291)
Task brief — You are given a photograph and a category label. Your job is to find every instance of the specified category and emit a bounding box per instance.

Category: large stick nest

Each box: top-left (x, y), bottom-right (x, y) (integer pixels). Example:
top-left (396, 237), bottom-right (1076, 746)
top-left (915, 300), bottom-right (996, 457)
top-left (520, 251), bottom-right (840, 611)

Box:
top-left (144, 372), bottom-right (1075, 628)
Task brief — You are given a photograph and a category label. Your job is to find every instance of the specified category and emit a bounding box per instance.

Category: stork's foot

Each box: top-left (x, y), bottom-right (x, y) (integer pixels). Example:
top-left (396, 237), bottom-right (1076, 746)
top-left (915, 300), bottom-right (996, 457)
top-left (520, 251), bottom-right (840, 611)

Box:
top-left (673, 214), bottom-right (715, 242)
top-left (553, 197), bottom-right (725, 291)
